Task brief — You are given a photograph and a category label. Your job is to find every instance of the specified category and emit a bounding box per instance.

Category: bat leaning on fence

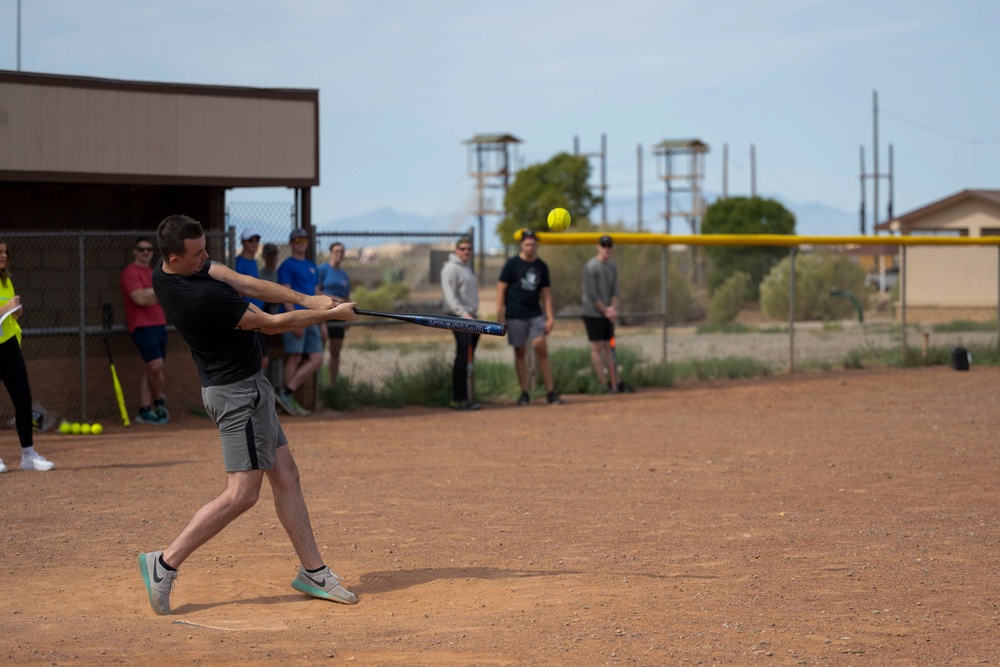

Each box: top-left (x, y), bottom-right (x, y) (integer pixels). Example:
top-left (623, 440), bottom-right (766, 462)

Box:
top-left (102, 303), bottom-right (131, 427)
top-left (352, 308), bottom-right (507, 337)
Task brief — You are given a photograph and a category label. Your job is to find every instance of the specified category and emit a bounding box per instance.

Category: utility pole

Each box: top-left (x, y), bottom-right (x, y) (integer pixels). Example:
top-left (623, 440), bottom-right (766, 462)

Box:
top-left (859, 89), bottom-right (894, 235)
top-left (636, 143), bottom-right (643, 231)
top-left (750, 144), bottom-right (757, 197)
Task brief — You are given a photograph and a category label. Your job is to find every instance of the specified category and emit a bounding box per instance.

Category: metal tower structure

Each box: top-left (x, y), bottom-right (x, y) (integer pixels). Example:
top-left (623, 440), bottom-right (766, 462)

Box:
top-left (573, 133), bottom-right (608, 225)
top-left (464, 133), bottom-right (522, 282)
top-left (652, 139), bottom-right (709, 234)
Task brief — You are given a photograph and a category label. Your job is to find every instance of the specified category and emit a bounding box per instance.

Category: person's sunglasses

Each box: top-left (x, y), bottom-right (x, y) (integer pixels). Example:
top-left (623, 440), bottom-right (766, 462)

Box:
top-left (136, 246), bottom-right (154, 252)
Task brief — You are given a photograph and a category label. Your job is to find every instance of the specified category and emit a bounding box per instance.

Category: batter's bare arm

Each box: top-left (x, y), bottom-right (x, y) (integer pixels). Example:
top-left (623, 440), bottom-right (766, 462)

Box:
top-left (237, 302), bottom-right (357, 335)
top-left (208, 262), bottom-right (336, 311)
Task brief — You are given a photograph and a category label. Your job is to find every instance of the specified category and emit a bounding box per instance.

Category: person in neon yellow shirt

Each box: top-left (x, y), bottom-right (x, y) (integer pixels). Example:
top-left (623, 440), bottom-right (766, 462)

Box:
top-left (0, 240), bottom-right (55, 473)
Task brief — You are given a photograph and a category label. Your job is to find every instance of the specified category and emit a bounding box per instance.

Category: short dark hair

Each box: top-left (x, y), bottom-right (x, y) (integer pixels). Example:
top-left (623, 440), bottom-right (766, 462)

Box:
top-left (455, 236), bottom-right (473, 249)
top-left (157, 215), bottom-right (204, 259)
top-left (134, 236), bottom-right (154, 249)
top-left (329, 241), bottom-right (345, 252)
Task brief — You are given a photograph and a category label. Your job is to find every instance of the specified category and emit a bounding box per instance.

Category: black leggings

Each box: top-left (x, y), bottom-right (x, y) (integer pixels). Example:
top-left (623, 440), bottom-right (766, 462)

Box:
top-left (452, 332), bottom-right (480, 402)
top-left (0, 337), bottom-right (33, 449)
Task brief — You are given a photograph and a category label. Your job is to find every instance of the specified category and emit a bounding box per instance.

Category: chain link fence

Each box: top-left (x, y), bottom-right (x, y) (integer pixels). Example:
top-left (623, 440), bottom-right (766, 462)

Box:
top-left (4, 214), bottom-right (999, 426)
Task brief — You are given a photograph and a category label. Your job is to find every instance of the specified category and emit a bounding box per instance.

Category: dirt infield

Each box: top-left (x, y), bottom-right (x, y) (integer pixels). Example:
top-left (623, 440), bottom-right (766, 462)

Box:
top-left (1, 367), bottom-right (998, 665)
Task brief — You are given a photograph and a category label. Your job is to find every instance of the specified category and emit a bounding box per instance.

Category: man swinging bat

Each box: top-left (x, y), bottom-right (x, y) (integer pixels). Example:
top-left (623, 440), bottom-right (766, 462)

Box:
top-left (138, 214), bottom-right (358, 615)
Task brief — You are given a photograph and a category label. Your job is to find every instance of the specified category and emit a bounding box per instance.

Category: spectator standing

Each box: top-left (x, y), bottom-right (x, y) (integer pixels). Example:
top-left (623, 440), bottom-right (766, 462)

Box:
top-left (0, 240), bottom-right (55, 472)
top-left (139, 214), bottom-right (358, 615)
top-left (581, 235), bottom-right (620, 391)
top-left (235, 229), bottom-right (269, 370)
top-left (276, 228), bottom-right (322, 416)
top-left (440, 236), bottom-right (480, 410)
top-left (316, 242), bottom-right (351, 389)
top-left (496, 229), bottom-right (563, 406)
top-left (259, 243), bottom-right (280, 287)
top-left (120, 237), bottom-right (169, 424)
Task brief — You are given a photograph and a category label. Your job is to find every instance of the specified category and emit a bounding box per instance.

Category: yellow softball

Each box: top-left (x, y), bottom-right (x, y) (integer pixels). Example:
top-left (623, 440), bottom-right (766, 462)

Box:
top-left (547, 207), bottom-right (572, 232)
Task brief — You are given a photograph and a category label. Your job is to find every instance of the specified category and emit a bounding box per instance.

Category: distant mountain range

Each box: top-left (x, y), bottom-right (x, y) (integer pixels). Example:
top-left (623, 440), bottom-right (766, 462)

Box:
top-left (312, 194), bottom-right (861, 250)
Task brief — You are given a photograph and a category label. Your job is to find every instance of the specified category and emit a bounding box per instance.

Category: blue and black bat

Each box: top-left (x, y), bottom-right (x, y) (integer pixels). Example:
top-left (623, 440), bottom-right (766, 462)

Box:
top-left (353, 308), bottom-right (507, 337)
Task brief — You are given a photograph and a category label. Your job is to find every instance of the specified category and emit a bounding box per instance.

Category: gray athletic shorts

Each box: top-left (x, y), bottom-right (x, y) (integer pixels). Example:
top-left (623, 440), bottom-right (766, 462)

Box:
top-left (201, 370), bottom-right (288, 472)
top-left (507, 315), bottom-right (546, 348)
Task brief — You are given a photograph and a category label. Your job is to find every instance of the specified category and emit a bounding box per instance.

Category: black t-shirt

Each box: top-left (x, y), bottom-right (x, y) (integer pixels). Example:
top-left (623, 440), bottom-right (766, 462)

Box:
top-left (498, 255), bottom-right (550, 319)
top-left (152, 262), bottom-right (260, 387)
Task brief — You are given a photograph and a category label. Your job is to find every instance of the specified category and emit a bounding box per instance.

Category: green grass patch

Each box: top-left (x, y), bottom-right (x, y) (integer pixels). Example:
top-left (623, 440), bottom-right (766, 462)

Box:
top-left (931, 320), bottom-right (999, 333)
top-left (696, 322), bottom-right (752, 334)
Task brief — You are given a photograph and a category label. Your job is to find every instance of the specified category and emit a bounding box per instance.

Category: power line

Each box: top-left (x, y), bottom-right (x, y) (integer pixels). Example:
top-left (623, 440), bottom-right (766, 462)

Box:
top-left (882, 108), bottom-right (1000, 145)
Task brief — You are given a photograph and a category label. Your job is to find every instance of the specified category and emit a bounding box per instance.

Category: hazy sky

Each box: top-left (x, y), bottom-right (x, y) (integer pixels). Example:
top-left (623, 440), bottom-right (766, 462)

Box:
top-left (3, 0), bottom-right (998, 230)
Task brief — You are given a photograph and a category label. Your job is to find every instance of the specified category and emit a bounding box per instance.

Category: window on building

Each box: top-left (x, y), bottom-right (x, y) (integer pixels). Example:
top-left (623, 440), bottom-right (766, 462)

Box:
top-left (910, 228), bottom-right (968, 237)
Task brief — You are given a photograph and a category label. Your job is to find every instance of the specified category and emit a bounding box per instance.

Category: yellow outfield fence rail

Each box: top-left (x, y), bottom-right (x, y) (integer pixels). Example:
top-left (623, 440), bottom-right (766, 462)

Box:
top-left (522, 231), bottom-right (1000, 247)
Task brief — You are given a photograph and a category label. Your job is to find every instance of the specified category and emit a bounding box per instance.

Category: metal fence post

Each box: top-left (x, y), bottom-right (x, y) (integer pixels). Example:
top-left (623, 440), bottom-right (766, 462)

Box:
top-left (78, 233), bottom-right (88, 419)
top-left (661, 245), bottom-right (668, 365)
top-left (788, 247), bottom-right (796, 373)
top-left (900, 245), bottom-right (907, 364)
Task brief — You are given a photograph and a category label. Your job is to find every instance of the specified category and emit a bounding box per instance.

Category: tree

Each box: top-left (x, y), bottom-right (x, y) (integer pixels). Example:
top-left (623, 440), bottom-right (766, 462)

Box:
top-left (701, 196), bottom-right (796, 299)
top-left (497, 153), bottom-right (602, 245)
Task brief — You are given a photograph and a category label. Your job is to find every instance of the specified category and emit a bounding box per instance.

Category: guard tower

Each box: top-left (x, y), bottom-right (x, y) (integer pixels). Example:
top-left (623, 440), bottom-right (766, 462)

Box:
top-left (464, 133), bottom-right (522, 282)
top-left (652, 139), bottom-right (709, 234)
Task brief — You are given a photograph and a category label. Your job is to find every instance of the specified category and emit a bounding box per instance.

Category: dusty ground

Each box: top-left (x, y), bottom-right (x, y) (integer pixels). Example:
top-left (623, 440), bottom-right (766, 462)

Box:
top-left (1, 366), bottom-right (999, 666)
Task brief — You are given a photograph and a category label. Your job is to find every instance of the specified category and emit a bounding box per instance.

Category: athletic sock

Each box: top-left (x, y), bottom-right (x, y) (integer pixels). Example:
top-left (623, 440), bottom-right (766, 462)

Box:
top-left (159, 554), bottom-right (177, 572)
top-left (154, 398), bottom-right (166, 407)
top-left (21, 446), bottom-right (36, 459)
top-left (139, 405), bottom-right (152, 412)
top-left (305, 565), bottom-right (326, 574)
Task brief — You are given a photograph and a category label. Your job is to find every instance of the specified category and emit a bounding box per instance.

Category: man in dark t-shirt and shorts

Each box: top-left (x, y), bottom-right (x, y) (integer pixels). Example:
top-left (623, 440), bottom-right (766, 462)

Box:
top-left (496, 229), bottom-right (563, 406)
top-left (137, 214), bottom-right (358, 616)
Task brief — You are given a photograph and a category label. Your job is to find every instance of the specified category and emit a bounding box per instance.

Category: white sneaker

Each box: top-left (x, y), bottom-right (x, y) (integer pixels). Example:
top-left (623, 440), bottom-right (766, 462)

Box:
top-left (21, 453), bottom-right (55, 471)
top-left (0, 458), bottom-right (7, 473)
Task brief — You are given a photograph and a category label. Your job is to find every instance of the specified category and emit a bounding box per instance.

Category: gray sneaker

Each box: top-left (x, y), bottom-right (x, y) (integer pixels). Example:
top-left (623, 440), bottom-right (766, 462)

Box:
top-left (275, 390), bottom-right (301, 416)
top-left (139, 551), bottom-right (178, 615)
top-left (291, 566), bottom-right (357, 605)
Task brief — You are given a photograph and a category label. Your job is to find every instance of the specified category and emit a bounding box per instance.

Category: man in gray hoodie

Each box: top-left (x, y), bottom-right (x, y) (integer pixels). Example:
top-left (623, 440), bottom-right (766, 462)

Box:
top-left (440, 236), bottom-right (480, 409)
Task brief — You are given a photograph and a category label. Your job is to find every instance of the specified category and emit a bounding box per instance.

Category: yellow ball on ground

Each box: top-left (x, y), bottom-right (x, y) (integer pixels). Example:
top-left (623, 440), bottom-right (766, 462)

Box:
top-left (70, 422), bottom-right (81, 435)
top-left (81, 423), bottom-right (92, 435)
top-left (91, 423), bottom-right (103, 435)
top-left (59, 421), bottom-right (71, 434)
top-left (547, 207), bottom-right (572, 232)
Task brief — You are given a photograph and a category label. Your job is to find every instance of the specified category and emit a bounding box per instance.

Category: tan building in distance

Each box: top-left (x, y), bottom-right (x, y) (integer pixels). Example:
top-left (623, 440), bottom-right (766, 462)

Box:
top-left (878, 189), bottom-right (1000, 322)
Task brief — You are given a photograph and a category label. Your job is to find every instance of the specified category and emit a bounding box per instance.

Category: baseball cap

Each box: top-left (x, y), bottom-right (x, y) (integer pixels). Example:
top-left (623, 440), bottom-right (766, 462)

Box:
top-left (263, 242), bottom-right (278, 254)
top-left (289, 228), bottom-right (309, 242)
top-left (241, 228), bottom-right (261, 242)
top-left (599, 234), bottom-right (613, 248)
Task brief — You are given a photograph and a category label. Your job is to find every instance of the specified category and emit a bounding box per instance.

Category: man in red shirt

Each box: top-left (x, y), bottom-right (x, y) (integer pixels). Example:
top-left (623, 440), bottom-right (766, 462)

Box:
top-left (120, 237), bottom-right (169, 424)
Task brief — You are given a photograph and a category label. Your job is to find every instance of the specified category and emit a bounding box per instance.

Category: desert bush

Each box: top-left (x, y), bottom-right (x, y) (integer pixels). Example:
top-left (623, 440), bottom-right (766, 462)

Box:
top-left (707, 270), bottom-right (751, 325)
top-left (352, 281), bottom-right (411, 312)
top-left (759, 251), bottom-right (871, 321)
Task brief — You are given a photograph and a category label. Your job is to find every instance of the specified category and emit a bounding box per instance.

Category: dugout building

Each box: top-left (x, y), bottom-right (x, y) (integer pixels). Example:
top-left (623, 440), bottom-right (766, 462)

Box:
top-left (0, 70), bottom-right (320, 422)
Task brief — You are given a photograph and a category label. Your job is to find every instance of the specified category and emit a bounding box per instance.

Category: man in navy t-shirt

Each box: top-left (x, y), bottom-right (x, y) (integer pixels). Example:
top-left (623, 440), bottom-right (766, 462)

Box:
top-left (496, 229), bottom-right (563, 406)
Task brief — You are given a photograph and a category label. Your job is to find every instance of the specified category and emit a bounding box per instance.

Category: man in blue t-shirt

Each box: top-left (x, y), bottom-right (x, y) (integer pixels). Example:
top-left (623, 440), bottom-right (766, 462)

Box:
top-left (276, 228), bottom-right (322, 416)
top-left (317, 241), bottom-right (351, 389)
top-left (235, 229), bottom-right (269, 369)
top-left (496, 229), bottom-right (563, 406)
